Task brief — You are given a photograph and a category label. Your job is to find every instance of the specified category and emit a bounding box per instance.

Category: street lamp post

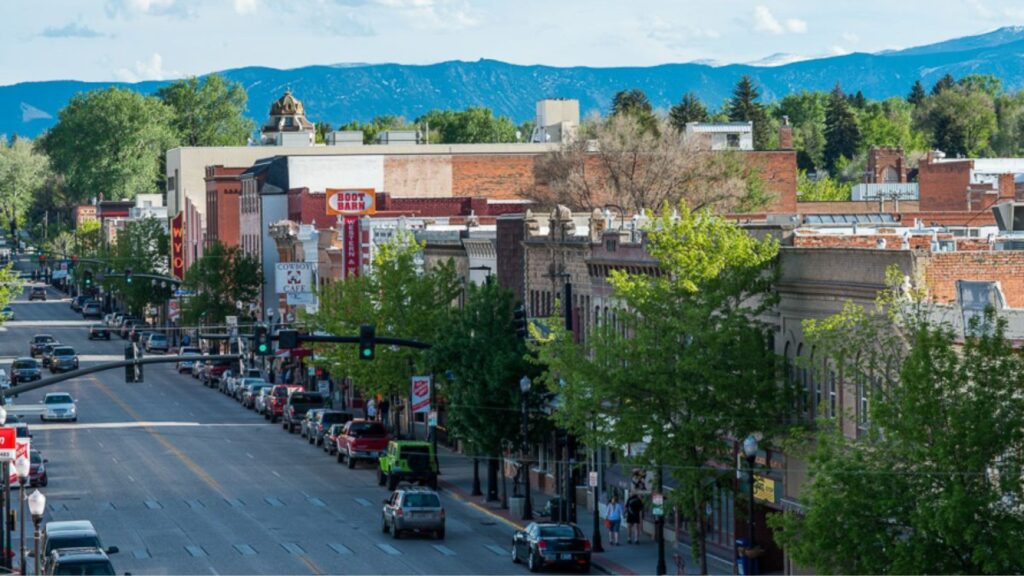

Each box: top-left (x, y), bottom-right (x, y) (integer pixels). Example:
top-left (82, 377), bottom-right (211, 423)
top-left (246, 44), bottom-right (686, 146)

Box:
top-left (590, 422), bottom-right (604, 553)
top-left (15, 457), bottom-right (29, 574)
top-left (28, 490), bottom-right (44, 576)
top-left (0, 406), bottom-right (6, 570)
top-left (519, 376), bottom-right (532, 520)
top-left (742, 435), bottom-right (760, 576)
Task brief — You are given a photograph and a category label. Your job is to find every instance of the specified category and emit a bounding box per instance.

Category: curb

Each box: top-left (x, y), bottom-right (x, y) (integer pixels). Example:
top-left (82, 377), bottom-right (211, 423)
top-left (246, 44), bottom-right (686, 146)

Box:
top-left (439, 478), bottom-right (635, 576)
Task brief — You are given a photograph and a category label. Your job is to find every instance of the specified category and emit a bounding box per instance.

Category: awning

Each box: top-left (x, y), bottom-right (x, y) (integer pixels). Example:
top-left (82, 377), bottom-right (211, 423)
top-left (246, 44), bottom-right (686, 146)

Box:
top-left (275, 348), bottom-right (313, 359)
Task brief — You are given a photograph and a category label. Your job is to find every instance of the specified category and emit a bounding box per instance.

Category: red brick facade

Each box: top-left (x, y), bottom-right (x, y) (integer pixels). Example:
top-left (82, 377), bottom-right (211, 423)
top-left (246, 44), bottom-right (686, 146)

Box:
top-left (918, 156), bottom-right (972, 212)
top-left (924, 251), bottom-right (1024, 307)
top-left (204, 166), bottom-right (245, 248)
top-left (866, 147), bottom-right (906, 183)
top-left (746, 151), bottom-right (798, 213)
top-left (451, 155), bottom-right (538, 199)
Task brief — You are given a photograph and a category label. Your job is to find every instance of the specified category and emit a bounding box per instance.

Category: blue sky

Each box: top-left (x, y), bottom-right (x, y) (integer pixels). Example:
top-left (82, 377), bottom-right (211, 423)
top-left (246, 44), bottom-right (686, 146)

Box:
top-left (2, 0), bottom-right (1023, 85)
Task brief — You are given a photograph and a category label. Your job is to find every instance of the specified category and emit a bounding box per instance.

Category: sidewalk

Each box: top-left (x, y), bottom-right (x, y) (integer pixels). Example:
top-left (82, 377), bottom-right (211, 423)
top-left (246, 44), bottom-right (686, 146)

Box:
top-left (436, 448), bottom-right (736, 575)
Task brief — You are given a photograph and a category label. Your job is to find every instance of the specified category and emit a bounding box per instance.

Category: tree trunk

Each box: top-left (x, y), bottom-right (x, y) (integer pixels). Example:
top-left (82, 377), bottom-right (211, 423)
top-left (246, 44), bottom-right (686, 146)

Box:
top-left (693, 489), bottom-right (708, 575)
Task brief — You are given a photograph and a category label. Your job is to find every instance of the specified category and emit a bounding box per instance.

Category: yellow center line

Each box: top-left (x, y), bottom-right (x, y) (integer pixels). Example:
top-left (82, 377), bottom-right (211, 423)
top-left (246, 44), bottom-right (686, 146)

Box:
top-left (90, 377), bottom-right (227, 497)
top-left (444, 485), bottom-right (524, 531)
top-left (299, 555), bottom-right (324, 575)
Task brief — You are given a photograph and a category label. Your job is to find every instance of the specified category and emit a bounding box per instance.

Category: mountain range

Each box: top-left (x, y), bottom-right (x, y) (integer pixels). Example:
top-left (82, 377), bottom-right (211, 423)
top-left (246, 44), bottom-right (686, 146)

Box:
top-left (5, 27), bottom-right (1024, 140)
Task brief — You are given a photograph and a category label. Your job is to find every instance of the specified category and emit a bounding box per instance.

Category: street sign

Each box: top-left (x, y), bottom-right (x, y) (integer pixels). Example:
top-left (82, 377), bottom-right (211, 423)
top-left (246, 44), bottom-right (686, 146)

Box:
top-left (652, 506), bottom-right (664, 517)
top-left (652, 492), bottom-right (664, 506)
top-left (7, 438), bottom-right (28, 485)
top-left (428, 410), bottom-right (438, 427)
top-left (411, 375), bottom-right (431, 414)
top-left (588, 471), bottom-right (598, 488)
top-left (0, 428), bottom-right (15, 461)
top-left (226, 315), bottom-right (238, 327)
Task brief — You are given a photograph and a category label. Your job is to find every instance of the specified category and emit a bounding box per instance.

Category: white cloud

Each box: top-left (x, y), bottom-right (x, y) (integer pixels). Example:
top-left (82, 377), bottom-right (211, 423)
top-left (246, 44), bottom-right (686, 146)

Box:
top-left (372, 0), bottom-right (479, 31)
top-left (105, 0), bottom-right (195, 18)
top-left (233, 0), bottom-right (258, 14)
top-left (753, 5), bottom-right (806, 34)
top-left (646, 16), bottom-right (720, 49)
top-left (114, 53), bottom-right (180, 82)
top-left (842, 31), bottom-right (860, 44)
top-left (830, 45), bottom-right (850, 55)
top-left (966, 0), bottom-right (995, 18)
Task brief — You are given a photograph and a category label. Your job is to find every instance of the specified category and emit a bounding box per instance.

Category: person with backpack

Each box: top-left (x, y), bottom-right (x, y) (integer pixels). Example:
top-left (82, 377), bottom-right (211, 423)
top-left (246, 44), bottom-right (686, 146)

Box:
top-left (626, 492), bottom-right (644, 543)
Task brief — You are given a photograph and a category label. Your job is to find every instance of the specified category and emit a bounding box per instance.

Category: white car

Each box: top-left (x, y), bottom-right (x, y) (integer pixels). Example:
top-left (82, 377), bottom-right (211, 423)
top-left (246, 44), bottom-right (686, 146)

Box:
top-left (41, 393), bottom-right (77, 422)
top-left (176, 347), bottom-right (203, 373)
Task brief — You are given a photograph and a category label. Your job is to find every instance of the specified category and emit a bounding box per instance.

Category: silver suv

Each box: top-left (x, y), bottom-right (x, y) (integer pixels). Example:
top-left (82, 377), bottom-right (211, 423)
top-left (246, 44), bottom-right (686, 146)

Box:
top-left (381, 488), bottom-right (445, 540)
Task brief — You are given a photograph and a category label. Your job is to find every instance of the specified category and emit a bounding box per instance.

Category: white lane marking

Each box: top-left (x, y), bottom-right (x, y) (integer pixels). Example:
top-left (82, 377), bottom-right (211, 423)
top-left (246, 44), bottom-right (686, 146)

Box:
top-left (376, 543), bottom-right (401, 556)
top-left (127, 475), bottom-right (136, 483)
top-left (112, 456), bottom-right (118, 463)
top-left (433, 544), bottom-right (456, 556)
top-left (246, 453), bottom-right (254, 459)
top-left (271, 470), bottom-right (281, 478)
top-left (32, 422), bottom-right (266, 431)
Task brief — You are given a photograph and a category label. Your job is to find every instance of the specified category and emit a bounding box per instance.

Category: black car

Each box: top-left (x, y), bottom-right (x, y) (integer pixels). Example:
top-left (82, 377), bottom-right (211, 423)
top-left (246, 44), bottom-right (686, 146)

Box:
top-left (88, 324), bottom-right (110, 340)
top-left (282, 392), bottom-right (325, 434)
top-left (29, 334), bottom-right (56, 357)
top-left (512, 523), bottom-right (591, 573)
top-left (29, 287), bottom-right (46, 301)
top-left (70, 295), bottom-right (86, 312)
top-left (10, 358), bottom-right (41, 385)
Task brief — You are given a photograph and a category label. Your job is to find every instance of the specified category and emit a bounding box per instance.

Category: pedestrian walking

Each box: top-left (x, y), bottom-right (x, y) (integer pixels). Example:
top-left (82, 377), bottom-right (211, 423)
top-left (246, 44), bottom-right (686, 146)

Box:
top-left (606, 495), bottom-right (623, 545)
top-left (366, 397), bottom-right (378, 421)
top-left (626, 492), bottom-right (644, 543)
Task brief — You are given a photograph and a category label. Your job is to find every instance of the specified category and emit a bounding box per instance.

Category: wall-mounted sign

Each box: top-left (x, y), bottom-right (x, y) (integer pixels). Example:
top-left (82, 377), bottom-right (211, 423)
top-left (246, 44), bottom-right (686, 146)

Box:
top-left (171, 212), bottom-right (185, 280)
top-left (327, 188), bottom-right (376, 216)
top-left (275, 262), bottom-right (316, 294)
top-left (343, 217), bottom-right (361, 279)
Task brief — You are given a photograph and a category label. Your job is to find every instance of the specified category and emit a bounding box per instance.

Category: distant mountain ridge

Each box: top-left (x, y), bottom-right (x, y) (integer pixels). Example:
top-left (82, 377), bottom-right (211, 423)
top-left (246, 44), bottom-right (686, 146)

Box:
top-left (4, 27), bottom-right (1024, 140)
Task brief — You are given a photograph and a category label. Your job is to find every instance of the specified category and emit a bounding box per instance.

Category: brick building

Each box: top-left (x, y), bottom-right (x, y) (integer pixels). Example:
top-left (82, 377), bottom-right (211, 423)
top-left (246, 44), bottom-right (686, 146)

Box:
top-left (204, 165), bottom-right (245, 248)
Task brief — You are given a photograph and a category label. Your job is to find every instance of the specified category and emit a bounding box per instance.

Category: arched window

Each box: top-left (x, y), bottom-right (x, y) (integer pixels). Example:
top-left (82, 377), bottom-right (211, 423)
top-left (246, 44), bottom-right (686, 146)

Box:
top-left (883, 166), bottom-right (899, 183)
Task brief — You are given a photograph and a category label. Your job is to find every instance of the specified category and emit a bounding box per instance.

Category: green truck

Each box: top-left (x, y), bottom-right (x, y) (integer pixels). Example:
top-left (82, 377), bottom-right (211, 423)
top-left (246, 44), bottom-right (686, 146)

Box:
top-left (377, 440), bottom-right (439, 490)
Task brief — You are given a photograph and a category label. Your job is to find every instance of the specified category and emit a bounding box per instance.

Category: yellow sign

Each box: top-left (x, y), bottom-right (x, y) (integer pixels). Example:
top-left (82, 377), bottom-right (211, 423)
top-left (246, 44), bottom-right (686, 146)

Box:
top-left (754, 475), bottom-right (776, 504)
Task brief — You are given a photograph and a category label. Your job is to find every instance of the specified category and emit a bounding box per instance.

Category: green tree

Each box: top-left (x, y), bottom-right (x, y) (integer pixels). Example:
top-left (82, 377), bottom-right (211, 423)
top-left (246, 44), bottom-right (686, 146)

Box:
top-left (416, 107), bottom-right (518, 144)
top-left (857, 97), bottom-right (928, 152)
top-left (315, 121), bottom-right (333, 144)
top-left (42, 88), bottom-right (176, 203)
top-left (771, 282), bottom-right (1024, 574)
top-left (915, 86), bottom-right (996, 157)
top-left (991, 91), bottom-right (1024, 156)
top-left (429, 281), bottom-right (537, 496)
top-left (0, 138), bottom-right (49, 241)
top-left (311, 232), bottom-right (461, 402)
top-left (907, 80), bottom-right (926, 106)
top-left (727, 76), bottom-right (771, 150)
top-left (776, 91), bottom-right (829, 170)
top-left (958, 73), bottom-right (1002, 98)
top-left (823, 84), bottom-right (861, 174)
top-left (338, 115), bottom-right (412, 144)
top-left (612, 89), bottom-right (658, 135)
top-left (108, 218), bottom-right (171, 315)
top-left (931, 73), bottom-right (955, 95)
top-left (668, 92), bottom-right (709, 131)
top-left (180, 241), bottom-right (262, 327)
top-left (0, 263), bottom-right (24, 318)
top-left (156, 74), bottom-right (254, 147)
top-left (535, 204), bottom-right (793, 574)
top-left (797, 171), bottom-right (852, 201)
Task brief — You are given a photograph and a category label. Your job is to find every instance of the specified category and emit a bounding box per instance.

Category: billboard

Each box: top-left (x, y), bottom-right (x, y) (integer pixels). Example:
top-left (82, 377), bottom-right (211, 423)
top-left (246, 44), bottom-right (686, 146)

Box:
top-left (274, 262), bottom-right (316, 294)
top-left (327, 188), bottom-right (376, 216)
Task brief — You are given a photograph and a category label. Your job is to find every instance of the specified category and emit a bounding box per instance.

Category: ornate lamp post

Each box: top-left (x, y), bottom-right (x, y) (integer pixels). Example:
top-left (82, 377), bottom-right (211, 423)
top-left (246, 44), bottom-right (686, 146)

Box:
top-left (28, 490), bottom-right (45, 576)
top-left (15, 456), bottom-right (29, 573)
top-left (742, 435), bottom-right (761, 576)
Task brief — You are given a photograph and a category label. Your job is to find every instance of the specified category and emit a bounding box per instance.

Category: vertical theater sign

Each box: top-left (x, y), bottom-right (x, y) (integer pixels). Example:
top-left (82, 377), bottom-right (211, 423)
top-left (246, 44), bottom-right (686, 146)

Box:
top-left (171, 212), bottom-right (185, 280)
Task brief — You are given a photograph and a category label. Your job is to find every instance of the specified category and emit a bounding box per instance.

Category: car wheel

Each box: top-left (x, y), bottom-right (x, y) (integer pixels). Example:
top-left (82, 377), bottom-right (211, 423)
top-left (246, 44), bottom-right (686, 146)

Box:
top-left (382, 516), bottom-right (390, 534)
top-left (377, 469), bottom-right (385, 486)
top-left (528, 550), bottom-right (541, 573)
top-left (391, 520), bottom-right (400, 539)
top-left (270, 416), bottom-right (277, 424)
top-left (387, 473), bottom-right (398, 491)
top-left (346, 452), bottom-right (356, 469)
top-left (512, 543), bottom-right (520, 564)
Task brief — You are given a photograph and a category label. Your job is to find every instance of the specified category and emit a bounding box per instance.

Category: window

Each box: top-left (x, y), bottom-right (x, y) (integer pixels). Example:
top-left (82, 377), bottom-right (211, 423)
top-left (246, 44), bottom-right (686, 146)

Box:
top-left (726, 133), bottom-right (740, 149)
top-left (605, 238), bottom-right (617, 252)
top-left (828, 369), bottom-right (837, 419)
top-left (883, 166), bottom-right (899, 183)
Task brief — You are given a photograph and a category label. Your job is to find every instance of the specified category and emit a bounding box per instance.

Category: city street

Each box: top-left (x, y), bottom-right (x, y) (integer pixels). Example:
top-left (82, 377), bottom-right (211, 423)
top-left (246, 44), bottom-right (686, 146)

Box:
top-left (0, 283), bottom-right (527, 575)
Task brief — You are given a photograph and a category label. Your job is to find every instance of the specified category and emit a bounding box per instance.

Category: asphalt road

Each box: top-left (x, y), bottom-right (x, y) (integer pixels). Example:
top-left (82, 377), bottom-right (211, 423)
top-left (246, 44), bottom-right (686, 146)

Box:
top-left (0, 282), bottom-right (529, 575)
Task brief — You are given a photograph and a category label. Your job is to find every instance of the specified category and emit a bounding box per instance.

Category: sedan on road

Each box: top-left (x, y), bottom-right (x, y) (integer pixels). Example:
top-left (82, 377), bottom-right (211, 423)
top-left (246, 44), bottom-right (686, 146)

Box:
top-left (0, 306), bottom-right (13, 321)
top-left (512, 523), bottom-right (592, 573)
top-left (10, 357), bottom-right (41, 386)
top-left (29, 334), bottom-right (56, 357)
top-left (81, 301), bottom-right (102, 319)
top-left (382, 488), bottom-right (445, 540)
top-left (28, 287), bottom-right (46, 301)
top-left (41, 392), bottom-right (77, 422)
top-left (49, 346), bottom-right (79, 373)
top-left (70, 295), bottom-right (86, 311)
top-left (88, 324), bottom-right (111, 340)
top-left (145, 333), bottom-right (169, 354)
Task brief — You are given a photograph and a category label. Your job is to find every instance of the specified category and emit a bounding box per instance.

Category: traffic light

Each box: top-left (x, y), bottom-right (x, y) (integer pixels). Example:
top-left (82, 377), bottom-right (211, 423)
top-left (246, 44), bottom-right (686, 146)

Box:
top-left (513, 305), bottom-right (528, 340)
top-left (278, 329), bottom-right (299, 350)
top-left (124, 268), bottom-right (133, 285)
top-left (253, 325), bottom-right (269, 356)
top-left (359, 324), bottom-right (375, 361)
top-left (83, 270), bottom-right (93, 287)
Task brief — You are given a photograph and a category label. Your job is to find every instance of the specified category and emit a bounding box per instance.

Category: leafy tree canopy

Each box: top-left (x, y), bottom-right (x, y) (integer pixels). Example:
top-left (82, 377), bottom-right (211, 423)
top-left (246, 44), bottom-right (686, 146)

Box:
top-left (156, 74), bottom-right (255, 147)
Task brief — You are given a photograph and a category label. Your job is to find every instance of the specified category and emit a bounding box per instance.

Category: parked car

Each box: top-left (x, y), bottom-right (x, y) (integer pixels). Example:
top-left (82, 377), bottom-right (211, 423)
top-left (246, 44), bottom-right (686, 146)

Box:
top-left (10, 357), bottom-right (41, 386)
top-left (203, 360), bottom-right (232, 388)
top-left (28, 287), bottom-right (46, 301)
top-left (41, 520), bottom-right (119, 563)
top-left (47, 547), bottom-right (117, 576)
top-left (29, 449), bottom-right (47, 487)
top-left (109, 313), bottom-right (124, 328)
top-left (309, 410), bottom-right (353, 447)
top-left (322, 423), bottom-right (345, 456)
top-left (41, 392), bottom-right (77, 422)
top-left (176, 347), bottom-right (203, 373)
top-left (299, 409), bottom-right (325, 440)
top-left (283, 391), bottom-right (324, 433)
top-left (337, 419), bottom-right (390, 468)
top-left (378, 440), bottom-right (439, 490)
top-left (266, 384), bottom-right (303, 422)
top-left (192, 359), bottom-right (208, 380)
top-left (242, 383), bottom-right (272, 409)
top-left (88, 324), bottom-right (110, 340)
top-left (29, 334), bottom-right (56, 357)
top-left (69, 295), bottom-right (86, 312)
top-left (0, 369), bottom-right (9, 391)
top-left (254, 387), bottom-right (275, 416)
top-left (145, 333), bottom-right (169, 353)
top-left (39, 342), bottom-right (62, 369)
top-left (512, 522), bottom-right (592, 573)
top-left (81, 301), bottom-right (102, 319)
top-left (0, 306), bottom-right (13, 321)
top-left (48, 347), bottom-right (79, 373)
top-left (381, 488), bottom-right (445, 540)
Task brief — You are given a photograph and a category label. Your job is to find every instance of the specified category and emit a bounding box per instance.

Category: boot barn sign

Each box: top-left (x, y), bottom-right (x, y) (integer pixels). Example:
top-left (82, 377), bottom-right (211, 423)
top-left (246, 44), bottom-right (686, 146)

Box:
top-left (171, 212), bottom-right (185, 280)
top-left (326, 188), bottom-right (376, 216)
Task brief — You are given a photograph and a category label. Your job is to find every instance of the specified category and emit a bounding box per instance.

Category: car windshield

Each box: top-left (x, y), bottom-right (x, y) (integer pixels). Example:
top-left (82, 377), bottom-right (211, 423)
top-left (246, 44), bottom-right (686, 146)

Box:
top-left (52, 560), bottom-right (115, 576)
top-left (12, 360), bottom-right (36, 369)
top-left (33, 336), bottom-right (53, 343)
top-left (243, 378), bottom-right (265, 385)
top-left (182, 348), bottom-right (201, 355)
top-left (46, 535), bottom-right (101, 553)
top-left (539, 526), bottom-right (582, 539)
top-left (349, 422), bottom-right (386, 437)
top-left (45, 395), bottom-right (72, 404)
top-left (91, 325), bottom-right (104, 330)
top-left (150, 334), bottom-right (166, 341)
top-left (402, 493), bottom-right (441, 508)
top-left (321, 412), bottom-right (350, 425)
top-left (30, 452), bottom-right (41, 464)
top-left (54, 348), bottom-right (75, 356)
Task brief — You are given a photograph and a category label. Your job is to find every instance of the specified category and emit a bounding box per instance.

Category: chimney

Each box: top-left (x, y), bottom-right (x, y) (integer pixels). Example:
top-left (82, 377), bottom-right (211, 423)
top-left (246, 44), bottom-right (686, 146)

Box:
top-left (998, 173), bottom-right (1016, 200)
top-left (778, 116), bottom-right (793, 150)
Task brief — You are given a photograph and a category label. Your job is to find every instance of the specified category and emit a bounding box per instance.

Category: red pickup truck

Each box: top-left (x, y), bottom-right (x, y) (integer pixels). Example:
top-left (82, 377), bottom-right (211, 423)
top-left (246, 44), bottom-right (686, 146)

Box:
top-left (336, 419), bottom-right (390, 469)
top-left (266, 385), bottom-right (303, 423)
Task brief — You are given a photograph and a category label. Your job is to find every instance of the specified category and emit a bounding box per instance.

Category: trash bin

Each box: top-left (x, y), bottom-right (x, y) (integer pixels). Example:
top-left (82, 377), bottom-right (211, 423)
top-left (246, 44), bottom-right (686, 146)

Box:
top-left (736, 539), bottom-right (750, 575)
